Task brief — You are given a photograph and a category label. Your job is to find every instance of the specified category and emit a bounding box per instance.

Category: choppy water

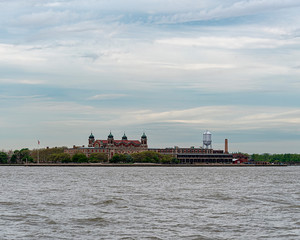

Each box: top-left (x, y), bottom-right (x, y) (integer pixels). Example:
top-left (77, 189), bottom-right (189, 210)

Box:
top-left (0, 166), bottom-right (299, 240)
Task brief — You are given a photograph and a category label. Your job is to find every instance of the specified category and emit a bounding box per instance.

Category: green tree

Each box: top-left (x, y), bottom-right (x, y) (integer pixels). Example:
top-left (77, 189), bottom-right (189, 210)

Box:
top-left (48, 153), bottom-right (71, 163)
top-left (72, 153), bottom-right (88, 163)
top-left (118, 154), bottom-right (133, 163)
top-left (10, 150), bottom-right (20, 163)
top-left (161, 155), bottom-right (179, 164)
top-left (10, 148), bottom-right (33, 164)
top-left (0, 152), bottom-right (8, 164)
top-left (110, 154), bottom-right (121, 163)
top-left (130, 151), bottom-right (178, 164)
top-left (109, 154), bottom-right (134, 163)
top-left (89, 153), bottom-right (108, 163)
top-left (131, 151), bottom-right (162, 163)
top-left (250, 153), bottom-right (300, 164)
top-left (20, 148), bottom-right (33, 163)
top-left (30, 147), bottom-right (67, 163)
top-left (124, 154), bottom-right (133, 163)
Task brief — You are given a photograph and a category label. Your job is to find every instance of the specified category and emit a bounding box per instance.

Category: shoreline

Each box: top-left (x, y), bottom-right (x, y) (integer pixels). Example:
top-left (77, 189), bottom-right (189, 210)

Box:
top-left (0, 163), bottom-right (288, 167)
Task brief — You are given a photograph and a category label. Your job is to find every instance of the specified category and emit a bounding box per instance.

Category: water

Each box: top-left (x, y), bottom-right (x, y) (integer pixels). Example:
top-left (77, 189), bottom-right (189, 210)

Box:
top-left (0, 166), bottom-right (299, 240)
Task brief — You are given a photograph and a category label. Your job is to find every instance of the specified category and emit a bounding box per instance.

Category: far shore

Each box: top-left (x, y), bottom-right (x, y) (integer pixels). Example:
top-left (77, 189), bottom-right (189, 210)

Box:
top-left (0, 163), bottom-right (288, 167)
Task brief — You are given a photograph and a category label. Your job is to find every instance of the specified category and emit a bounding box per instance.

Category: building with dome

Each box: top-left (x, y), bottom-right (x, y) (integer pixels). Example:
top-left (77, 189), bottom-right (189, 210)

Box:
top-left (65, 130), bottom-right (233, 163)
top-left (65, 132), bottom-right (148, 159)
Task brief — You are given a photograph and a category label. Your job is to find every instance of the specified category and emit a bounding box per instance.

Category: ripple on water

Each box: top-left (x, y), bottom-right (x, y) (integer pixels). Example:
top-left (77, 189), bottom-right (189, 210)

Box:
top-left (0, 201), bottom-right (20, 206)
top-left (44, 202), bottom-right (66, 207)
top-left (72, 217), bottom-right (108, 227)
top-left (91, 199), bottom-right (116, 206)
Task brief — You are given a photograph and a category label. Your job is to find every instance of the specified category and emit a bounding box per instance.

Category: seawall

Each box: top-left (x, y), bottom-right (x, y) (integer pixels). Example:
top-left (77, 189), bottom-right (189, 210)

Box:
top-left (0, 163), bottom-right (288, 167)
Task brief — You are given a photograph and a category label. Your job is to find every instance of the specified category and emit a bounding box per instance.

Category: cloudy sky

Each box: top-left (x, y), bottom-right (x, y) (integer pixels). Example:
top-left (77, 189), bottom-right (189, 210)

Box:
top-left (1, 0), bottom-right (300, 153)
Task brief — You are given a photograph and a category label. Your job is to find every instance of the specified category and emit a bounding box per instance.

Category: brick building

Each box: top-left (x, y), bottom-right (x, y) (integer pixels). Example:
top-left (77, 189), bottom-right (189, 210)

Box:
top-left (65, 132), bottom-right (148, 159)
top-left (150, 146), bottom-right (232, 164)
top-left (65, 132), bottom-right (233, 163)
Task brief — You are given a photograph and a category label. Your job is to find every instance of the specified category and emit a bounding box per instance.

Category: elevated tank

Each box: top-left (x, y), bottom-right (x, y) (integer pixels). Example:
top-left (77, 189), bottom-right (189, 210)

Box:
top-left (203, 130), bottom-right (212, 148)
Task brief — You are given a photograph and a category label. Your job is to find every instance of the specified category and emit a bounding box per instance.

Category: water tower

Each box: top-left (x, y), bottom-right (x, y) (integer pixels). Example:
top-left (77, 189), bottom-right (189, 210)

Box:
top-left (203, 130), bottom-right (212, 149)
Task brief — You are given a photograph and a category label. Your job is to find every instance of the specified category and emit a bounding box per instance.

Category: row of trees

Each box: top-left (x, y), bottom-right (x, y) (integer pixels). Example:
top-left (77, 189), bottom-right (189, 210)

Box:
top-left (30, 147), bottom-right (67, 163)
top-left (0, 152), bottom-right (8, 164)
top-left (0, 148), bottom-right (178, 164)
top-left (2, 148), bottom-right (300, 165)
top-left (0, 151), bottom-right (108, 164)
top-left (49, 151), bottom-right (179, 164)
top-left (110, 151), bottom-right (179, 164)
top-left (251, 153), bottom-right (300, 164)
top-left (51, 152), bottom-right (108, 163)
top-left (0, 147), bottom-right (68, 164)
top-left (0, 148), bottom-right (33, 164)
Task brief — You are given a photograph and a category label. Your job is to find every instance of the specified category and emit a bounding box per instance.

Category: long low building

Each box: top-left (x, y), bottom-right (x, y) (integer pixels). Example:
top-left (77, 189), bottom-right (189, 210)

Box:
top-left (150, 146), bottom-right (233, 164)
top-left (177, 153), bottom-right (232, 164)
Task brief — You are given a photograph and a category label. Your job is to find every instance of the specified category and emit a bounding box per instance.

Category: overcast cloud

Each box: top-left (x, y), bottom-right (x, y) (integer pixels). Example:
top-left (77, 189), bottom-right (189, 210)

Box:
top-left (0, 0), bottom-right (300, 153)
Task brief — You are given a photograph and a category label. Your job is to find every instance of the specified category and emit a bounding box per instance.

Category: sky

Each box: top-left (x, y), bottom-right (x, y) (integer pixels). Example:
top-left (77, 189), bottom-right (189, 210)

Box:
top-left (1, 0), bottom-right (300, 153)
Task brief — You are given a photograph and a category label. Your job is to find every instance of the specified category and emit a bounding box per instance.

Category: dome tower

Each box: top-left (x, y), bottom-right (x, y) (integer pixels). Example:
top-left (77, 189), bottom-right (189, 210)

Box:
top-left (88, 132), bottom-right (95, 147)
top-left (108, 131), bottom-right (114, 144)
top-left (122, 132), bottom-right (128, 141)
top-left (141, 132), bottom-right (147, 145)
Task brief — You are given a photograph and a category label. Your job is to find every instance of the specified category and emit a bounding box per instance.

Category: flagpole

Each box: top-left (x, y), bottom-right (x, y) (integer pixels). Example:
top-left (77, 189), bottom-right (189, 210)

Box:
top-left (37, 140), bottom-right (40, 164)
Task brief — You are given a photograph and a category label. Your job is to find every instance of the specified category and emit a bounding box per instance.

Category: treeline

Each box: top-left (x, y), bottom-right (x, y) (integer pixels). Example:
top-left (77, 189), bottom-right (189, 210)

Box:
top-left (0, 147), bottom-right (107, 164)
top-left (44, 151), bottom-right (179, 164)
top-left (111, 151), bottom-right (179, 164)
top-left (31, 147), bottom-right (68, 163)
top-left (0, 148), bottom-right (178, 164)
top-left (251, 153), bottom-right (300, 164)
top-left (0, 147), bottom-right (68, 164)
top-left (47, 152), bottom-right (108, 163)
top-left (0, 148), bottom-right (33, 164)
top-left (2, 148), bottom-right (299, 165)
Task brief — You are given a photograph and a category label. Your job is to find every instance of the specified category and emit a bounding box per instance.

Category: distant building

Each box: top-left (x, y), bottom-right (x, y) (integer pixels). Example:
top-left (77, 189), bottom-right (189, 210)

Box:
top-left (232, 153), bottom-right (249, 164)
top-left (65, 132), bottom-right (148, 159)
top-left (150, 147), bottom-right (232, 164)
top-left (65, 132), bottom-right (233, 163)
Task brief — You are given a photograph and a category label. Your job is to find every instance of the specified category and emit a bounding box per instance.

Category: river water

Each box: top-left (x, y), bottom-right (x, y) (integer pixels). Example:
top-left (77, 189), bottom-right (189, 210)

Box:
top-left (0, 166), bottom-right (299, 240)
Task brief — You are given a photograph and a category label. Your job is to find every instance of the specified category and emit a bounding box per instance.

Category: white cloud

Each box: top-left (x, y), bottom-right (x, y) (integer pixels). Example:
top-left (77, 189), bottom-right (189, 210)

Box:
top-left (156, 36), bottom-right (298, 49)
top-left (0, 78), bottom-right (45, 85)
top-left (32, 104), bottom-right (300, 133)
top-left (88, 94), bottom-right (128, 100)
top-left (156, 0), bottom-right (300, 23)
top-left (0, 44), bottom-right (46, 64)
top-left (17, 10), bottom-right (75, 27)
top-left (160, 63), bottom-right (235, 70)
top-left (0, 95), bottom-right (44, 99)
top-left (30, 101), bottom-right (95, 114)
top-left (119, 106), bottom-right (300, 132)
top-left (232, 140), bottom-right (300, 154)
top-left (1, 0), bottom-right (300, 152)
top-left (42, 2), bottom-right (64, 8)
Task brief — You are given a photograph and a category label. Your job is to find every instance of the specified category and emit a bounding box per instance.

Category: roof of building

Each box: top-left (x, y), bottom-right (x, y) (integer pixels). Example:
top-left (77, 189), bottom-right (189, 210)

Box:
top-left (89, 132), bottom-right (94, 138)
top-left (108, 131), bottom-right (114, 138)
top-left (141, 132), bottom-right (147, 138)
top-left (94, 139), bottom-right (141, 147)
top-left (122, 133), bottom-right (128, 140)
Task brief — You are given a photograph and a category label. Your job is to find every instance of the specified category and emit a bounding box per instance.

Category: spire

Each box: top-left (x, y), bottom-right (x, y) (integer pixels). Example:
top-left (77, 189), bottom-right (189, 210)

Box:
top-left (89, 132), bottom-right (94, 139)
top-left (108, 131), bottom-right (114, 139)
top-left (141, 131), bottom-right (147, 145)
top-left (122, 132), bottom-right (127, 140)
top-left (88, 131), bottom-right (95, 147)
